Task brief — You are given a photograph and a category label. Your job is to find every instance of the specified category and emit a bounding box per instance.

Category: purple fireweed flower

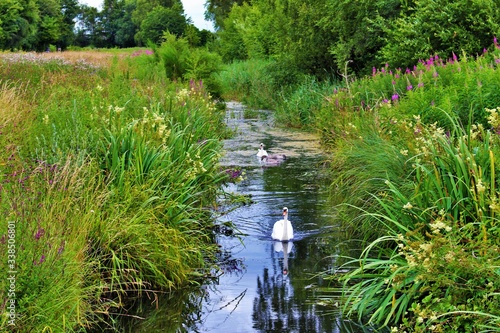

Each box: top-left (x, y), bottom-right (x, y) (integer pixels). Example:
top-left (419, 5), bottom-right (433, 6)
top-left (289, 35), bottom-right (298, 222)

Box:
top-left (58, 241), bottom-right (65, 255)
top-left (484, 48), bottom-right (488, 54)
top-left (407, 85), bottom-right (413, 91)
top-left (418, 82), bottom-right (424, 88)
top-left (405, 68), bottom-right (411, 74)
top-left (433, 72), bottom-right (439, 78)
top-left (383, 99), bottom-right (389, 103)
top-left (395, 74), bottom-right (400, 79)
top-left (34, 227), bottom-right (45, 240)
top-left (225, 168), bottom-right (242, 179)
top-left (392, 93), bottom-right (399, 101)
top-left (392, 80), bottom-right (396, 85)
top-left (34, 254), bottom-right (46, 265)
top-left (372, 67), bottom-right (377, 76)
top-left (453, 52), bottom-right (458, 62)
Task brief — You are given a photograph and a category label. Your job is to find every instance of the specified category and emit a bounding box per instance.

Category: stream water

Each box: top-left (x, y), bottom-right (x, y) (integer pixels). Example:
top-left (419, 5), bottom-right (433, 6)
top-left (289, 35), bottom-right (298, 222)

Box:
top-left (191, 102), bottom-right (371, 333)
top-left (121, 102), bottom-right (375, 333)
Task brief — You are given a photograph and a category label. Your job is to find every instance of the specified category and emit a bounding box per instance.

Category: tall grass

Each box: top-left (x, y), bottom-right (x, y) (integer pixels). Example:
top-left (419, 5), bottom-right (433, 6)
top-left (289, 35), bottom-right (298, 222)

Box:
top-left (0, 51), bottom-right (229, 331)
top-left (311, 48), bottom-right (500, 330)
top-left (339, 117), bottom-right (500, 331)
top-left (214, 58), bottom-right (278, 108)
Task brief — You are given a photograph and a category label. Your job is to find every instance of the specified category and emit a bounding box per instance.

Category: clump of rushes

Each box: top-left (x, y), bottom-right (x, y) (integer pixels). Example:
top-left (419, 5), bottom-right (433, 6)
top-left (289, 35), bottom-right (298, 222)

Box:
top-left (0, 51), bottom-right (229, 331)
top-left (337, 113), bottom-right (500, 331)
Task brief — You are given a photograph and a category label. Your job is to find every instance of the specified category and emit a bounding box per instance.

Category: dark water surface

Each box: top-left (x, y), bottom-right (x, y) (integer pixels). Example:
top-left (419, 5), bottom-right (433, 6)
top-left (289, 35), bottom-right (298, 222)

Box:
top-left (122, 102), bottom-right (374, 333)
top-left (191, 103), bottom-right (371, 333)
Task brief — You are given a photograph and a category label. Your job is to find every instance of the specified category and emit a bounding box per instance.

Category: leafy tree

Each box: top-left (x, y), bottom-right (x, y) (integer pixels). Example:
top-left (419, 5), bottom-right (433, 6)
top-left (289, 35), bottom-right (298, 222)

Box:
top-left (135, 5), bottom-right (186, 45)
top-left (100, 0), bottom-right (122, 47)
top-left (319, 0), bottom-right (401, 75)
top-left (59, 0), bottom-right (80, 48)
top-left (378, 0), bottom-right (500, 69)
top-left (0, 0), bottom-right (39, 50)
top-left (36, 0), bottom-right (63, 50)
top-left (113, 0), bottom-right (136, 47)
top-left (74, 4), bottom-right (100, 46)
top-left (131, 0), bottom-right (182, 27)
top-left (216, 0), bottom-right (334, 77)
top-left (205, 0), bottom-right (245, 30)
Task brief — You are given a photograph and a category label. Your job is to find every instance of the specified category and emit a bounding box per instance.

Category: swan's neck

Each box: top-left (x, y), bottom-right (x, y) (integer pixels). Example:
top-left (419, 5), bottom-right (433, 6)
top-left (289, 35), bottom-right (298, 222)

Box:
top-left (282, 214), bottom-right (288, 240)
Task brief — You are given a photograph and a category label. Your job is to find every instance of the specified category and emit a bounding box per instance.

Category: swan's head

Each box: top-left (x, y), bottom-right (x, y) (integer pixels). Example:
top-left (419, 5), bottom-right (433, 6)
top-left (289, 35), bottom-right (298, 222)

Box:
top-left (282, 207), bottom-right (288, 216)
top-left (259, 143), bottom-right (265, 149)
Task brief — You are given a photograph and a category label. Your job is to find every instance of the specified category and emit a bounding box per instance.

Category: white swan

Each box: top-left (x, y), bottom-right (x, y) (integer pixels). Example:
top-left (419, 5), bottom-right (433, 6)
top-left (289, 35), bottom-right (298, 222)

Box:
top-left (271, 207), bottom-right (294, 241)
top-left (257, 143), bottom-right (268, 158)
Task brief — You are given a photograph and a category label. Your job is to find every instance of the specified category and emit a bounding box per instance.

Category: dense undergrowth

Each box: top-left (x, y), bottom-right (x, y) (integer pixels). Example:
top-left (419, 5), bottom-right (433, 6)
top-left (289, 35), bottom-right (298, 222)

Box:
top-left (216, 41), bottom-right (500, 331)
top-left (0, 49), bottom-right (229, 331)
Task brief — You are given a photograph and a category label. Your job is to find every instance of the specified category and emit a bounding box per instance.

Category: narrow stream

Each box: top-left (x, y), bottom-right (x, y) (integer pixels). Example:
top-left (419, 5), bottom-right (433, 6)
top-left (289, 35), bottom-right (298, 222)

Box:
top-left (120, 102), bottom-right (374, 333)
top-left (192, 102), bottom-right (370, 333)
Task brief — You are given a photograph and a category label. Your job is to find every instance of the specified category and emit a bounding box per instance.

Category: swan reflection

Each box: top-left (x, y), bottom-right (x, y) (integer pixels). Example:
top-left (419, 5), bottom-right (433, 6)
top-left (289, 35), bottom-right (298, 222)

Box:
top-left (273, 241), bottom-right (293, 275)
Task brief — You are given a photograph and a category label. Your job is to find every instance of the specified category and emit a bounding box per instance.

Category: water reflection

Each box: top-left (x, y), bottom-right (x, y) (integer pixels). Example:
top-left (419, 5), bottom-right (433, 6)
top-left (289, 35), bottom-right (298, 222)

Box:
top-left (192, 103), bottom-right (375, 332)
top-left (274, 241), bottom-right (293, 275)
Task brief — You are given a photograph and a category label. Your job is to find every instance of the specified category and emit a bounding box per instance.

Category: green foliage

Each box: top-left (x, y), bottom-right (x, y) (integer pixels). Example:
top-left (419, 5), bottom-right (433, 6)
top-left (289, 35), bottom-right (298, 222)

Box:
top-left (274, 77), bottom-right (331, 127)
top-left (151, 32), bottom-right (223, 97)
top-left (339, 120), bottom-right (500, 331)
top-left (0, 50), bottom-right (228, 331)
top-left (319, 0), bottom-right (400, 75)
top-left (378, 0), bottom-right (500, 69)
top-left (135, 5), bottom-right (186, 45)
top-left (214, 58), bottom-right (278, 109)
top-left (213, 0), bottom-right (500, 77)
top-left (205, 0), bottom-right (245, 30)
top-left (216, 0), bottom-right (335, 77)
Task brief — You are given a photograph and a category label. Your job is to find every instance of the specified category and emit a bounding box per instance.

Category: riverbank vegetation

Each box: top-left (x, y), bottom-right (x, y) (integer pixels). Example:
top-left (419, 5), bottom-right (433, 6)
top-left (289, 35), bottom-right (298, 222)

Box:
top-left (0, 46), bottom-right (230, 331)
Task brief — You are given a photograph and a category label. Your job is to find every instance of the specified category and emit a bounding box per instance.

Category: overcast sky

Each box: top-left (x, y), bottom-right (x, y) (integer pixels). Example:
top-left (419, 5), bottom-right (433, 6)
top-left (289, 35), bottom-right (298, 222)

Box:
top-left (78, 0), bottom-right (214, 31)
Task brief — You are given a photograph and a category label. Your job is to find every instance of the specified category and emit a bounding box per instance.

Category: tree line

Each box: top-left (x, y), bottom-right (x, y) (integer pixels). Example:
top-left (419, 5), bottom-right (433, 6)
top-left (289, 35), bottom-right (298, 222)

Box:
top-left (0, 0), bottom-right (214, 51)
top-left (2, 0), bottom-right (500, 76)
top-left (208, 0), bottom-right (500, 77)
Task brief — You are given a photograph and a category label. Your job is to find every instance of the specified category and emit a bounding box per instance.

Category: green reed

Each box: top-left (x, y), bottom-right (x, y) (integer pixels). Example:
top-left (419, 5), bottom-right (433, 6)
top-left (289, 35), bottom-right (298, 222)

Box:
top-left (337, 114), bottom-right (500, 331)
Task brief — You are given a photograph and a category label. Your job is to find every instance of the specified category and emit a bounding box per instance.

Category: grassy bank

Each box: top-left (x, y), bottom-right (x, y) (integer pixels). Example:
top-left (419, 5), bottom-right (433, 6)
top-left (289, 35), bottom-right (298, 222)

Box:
top-left (216, 44), bottom-right (500, 331)
top-left (0, 50), bottom-right (228, 331)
